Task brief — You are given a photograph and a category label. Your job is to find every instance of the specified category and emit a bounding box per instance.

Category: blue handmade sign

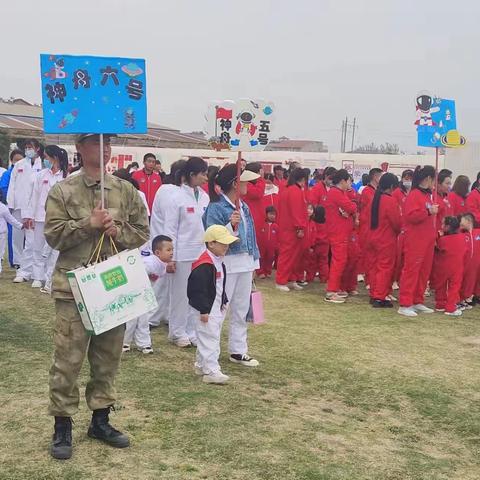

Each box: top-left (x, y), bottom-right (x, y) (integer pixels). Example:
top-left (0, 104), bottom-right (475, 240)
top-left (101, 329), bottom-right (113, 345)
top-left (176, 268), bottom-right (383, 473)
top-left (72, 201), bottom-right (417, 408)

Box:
top-left (415, 95), bottom-right (465, 148)
top-left (40, 54), bottom-right (147, 134)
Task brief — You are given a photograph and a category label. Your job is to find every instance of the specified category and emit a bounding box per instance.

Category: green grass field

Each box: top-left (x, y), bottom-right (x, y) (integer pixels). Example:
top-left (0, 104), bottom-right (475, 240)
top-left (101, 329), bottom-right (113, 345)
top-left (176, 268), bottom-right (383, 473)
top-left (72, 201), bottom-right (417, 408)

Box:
top-left (1, 265), bottom-right (480, 480)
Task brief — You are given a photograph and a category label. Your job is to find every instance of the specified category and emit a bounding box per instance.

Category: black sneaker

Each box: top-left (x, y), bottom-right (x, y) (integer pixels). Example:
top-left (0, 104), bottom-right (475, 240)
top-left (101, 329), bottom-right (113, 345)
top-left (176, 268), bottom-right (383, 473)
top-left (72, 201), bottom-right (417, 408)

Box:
top-left (50, 416), bottom-right (73, 460)
top-left (87, 407), bottom-right (130, 448)
top-left (230, 354), bottom-right (259, 367)
top-left (372, 299), bottom-right (394, 308)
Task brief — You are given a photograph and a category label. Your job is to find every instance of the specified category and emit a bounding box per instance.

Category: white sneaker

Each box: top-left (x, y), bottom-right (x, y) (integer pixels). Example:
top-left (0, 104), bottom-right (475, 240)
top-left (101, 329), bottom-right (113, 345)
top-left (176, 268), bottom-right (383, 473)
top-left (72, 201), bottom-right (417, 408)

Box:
top-left (392, 281), bottom-right (399, 290)
top-left (289, 282), bottom-right (303, 291)
top-left (445, 309), bottom-right (462, 317)
top-left (230, 354), bottom-right (259, 367)
top-left (412, 304), bottom-right (434, 314)
top-left (172, 338), bottom-right (192, 348)
top-left (140, 346), bottom-right (154, 354)
top-left (398, 306), bottom-right (418, 317)
top-left (13, 276), bottom-right (26, 283)
top-left (202, 372), bottom-right (230, 384)
top-left (40, 286), bottom-right (52, 295)
top-left (386, 294), bottom-right (397, 302)
top-left (275, 284), bottom-right (290, 292)
top-left (31, 280), bottom-right (43, 288)
top-left (435, 308), bottom-right (445, 312)
top-left (324, 293), bottom-right (346, 304)
top-left (122, 344), bottom-right (131, 353)
top-left (337, 291), bottom-right (349, 298)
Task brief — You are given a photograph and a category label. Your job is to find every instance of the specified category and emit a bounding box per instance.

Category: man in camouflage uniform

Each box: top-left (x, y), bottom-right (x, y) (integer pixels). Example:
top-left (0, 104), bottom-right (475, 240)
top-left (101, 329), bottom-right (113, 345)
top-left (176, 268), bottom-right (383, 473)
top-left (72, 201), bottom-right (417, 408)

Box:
top-left (44, 133), bottom-right (149, 460)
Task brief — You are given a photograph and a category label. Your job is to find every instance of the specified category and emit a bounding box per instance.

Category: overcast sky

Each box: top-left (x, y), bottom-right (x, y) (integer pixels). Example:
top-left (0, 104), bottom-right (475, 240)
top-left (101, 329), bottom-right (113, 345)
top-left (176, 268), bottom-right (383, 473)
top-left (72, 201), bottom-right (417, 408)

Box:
top-left (3, 0), bottom-right (479, 153)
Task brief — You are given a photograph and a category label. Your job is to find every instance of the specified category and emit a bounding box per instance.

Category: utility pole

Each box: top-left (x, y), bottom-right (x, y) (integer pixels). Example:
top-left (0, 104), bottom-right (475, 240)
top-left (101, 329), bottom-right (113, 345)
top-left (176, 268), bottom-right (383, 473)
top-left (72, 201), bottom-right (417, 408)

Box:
top-left (351, 117), bottom-right (356, 152)
top-left (340, 120), bottom-right (345, 152)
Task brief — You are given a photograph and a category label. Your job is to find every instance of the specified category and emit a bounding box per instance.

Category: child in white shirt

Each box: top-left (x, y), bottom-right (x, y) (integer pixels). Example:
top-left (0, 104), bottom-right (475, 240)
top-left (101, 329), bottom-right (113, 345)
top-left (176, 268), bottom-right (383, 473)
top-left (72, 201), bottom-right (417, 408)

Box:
top-left (123, 235), bottom-right (174, 354)
top-left (0, 202), bottom-right (23, 274)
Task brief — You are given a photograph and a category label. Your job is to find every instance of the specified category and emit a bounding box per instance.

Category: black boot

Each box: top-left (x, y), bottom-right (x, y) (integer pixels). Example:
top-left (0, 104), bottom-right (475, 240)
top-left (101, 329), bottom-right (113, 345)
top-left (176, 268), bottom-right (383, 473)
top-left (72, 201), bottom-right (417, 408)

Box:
top-left (50, 416), bottom-right (73, 460)
top-left (87, 407), bottom-right (129, 448)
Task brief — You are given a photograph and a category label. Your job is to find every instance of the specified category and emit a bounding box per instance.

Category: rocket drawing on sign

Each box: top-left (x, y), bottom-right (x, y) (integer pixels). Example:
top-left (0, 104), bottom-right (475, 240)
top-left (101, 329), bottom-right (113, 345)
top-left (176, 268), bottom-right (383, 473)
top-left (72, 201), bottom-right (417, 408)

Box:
top-left (58, 109), bottom-right (78, 129)
top-left (414, 93), bottom-right (440, 127)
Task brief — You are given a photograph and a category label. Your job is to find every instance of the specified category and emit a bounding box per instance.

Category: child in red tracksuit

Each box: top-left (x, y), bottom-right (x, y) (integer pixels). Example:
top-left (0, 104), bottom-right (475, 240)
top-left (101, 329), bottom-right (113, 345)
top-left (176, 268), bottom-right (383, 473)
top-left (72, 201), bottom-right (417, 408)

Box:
top-left (340, 184), bottom-right (360, 295)
top-left (433, 216), bottom-right (467, 316)
top-left (257, 206), bottom-right (279, 279)
top-left (324, 170), bottom-right (357, 304)
top-left (459, 213), bottom-right (480, 308)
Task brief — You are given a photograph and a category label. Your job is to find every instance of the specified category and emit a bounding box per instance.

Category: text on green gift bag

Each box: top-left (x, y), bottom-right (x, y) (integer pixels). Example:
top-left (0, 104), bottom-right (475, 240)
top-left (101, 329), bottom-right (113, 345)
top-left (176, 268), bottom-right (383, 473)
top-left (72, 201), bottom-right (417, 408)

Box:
top-left (100, 266), bottom-right (128, 291)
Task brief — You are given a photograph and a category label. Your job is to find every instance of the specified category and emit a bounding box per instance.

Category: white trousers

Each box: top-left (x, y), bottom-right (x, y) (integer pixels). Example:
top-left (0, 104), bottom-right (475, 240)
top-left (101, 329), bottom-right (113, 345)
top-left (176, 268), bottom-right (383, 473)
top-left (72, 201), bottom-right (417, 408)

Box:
top-left (0, 232), bottom-right (6, 273)
top-left (12, 209), bottom-right (26, 267)
top-left (32, 221), bottom-right (47, 282)
top-left (168, 261), bottom-right (197, 343)
top-left (194, 270), bottom-right (253, 374)
top-left (43, 243), bottom-right (59, 290)
top-left (124, 314), bottom-right (152, 348)
top-left (148, 274), bottom-right (171, 327)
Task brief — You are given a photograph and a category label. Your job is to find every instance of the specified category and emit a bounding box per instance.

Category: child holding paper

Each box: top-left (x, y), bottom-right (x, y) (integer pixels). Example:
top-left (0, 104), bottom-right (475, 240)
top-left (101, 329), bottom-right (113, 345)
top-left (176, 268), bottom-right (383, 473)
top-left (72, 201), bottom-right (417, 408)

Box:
top-left (123, 235), bottom-right (174, 354)
top-left (187, 225), bottom-right (238, 384)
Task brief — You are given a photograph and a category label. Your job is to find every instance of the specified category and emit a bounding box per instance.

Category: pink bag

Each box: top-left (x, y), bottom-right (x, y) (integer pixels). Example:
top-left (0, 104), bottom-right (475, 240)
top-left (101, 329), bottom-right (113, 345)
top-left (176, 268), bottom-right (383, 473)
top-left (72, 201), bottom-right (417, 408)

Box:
top-left (246, 290), bottom-right (265, 325)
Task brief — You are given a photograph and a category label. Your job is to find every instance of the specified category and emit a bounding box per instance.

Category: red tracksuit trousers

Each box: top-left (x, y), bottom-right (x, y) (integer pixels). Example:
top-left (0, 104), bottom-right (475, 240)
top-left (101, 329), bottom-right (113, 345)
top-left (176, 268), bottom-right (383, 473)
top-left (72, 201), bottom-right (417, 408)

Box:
top-left (370, 242), bottom-right (396, 300)
top-left (434, 270), bottom-right (463, 313)
top-left (399, 236), bottom-right (435, 306)
top-left (305, 241), bottom-right (330, 283)
top-left (259, 246), bottom-right (277, 277)
top-left (276, 232), bottom-right (303, 285)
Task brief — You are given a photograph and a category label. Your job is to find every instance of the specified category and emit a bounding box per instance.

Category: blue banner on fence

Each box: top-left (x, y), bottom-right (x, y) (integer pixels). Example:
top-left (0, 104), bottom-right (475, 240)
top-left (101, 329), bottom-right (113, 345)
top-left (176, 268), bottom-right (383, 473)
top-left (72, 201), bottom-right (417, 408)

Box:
top-left (40, 54), bottom-right (147, 134)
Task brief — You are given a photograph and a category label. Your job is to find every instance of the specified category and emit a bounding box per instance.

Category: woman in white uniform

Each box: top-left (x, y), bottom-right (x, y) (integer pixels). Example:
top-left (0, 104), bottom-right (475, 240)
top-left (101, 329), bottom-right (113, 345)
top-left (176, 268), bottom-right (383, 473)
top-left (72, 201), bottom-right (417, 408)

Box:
top-left (148, 159), bottom-right (187, 327)
top-left (163, 157), bottom-right (209, 347)
top-left (24, 145), bottom-right (68, 291)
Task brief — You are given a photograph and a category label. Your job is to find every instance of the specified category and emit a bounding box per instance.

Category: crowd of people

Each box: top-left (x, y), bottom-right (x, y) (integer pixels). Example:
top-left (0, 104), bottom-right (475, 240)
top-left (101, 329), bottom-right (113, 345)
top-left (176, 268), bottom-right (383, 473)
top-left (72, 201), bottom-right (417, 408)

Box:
top-left (1, 136), bottom-right (480, 460)
top-left (2, 140), bottom-right (480, 321)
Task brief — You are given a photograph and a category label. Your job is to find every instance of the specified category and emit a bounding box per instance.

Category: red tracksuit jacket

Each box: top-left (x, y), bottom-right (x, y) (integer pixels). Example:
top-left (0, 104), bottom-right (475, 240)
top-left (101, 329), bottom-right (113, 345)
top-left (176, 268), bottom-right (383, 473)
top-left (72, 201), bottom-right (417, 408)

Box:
top-left (242, 178), bottom-right (266, 233)
top-left (278, 184), bottom-right (308, 234)
top-left (447, 191), bottom-right (468, 216)
top-left (403, 188), bottom-right (436, 240)
top-left (359, 185), bottom-right (375, 234)
top-left (325, 186), bottom-right (357, 243)
top-left (466, 189), bottom-right (480, 225)
top-left (132, 169), bottom-right (162, 212)
top-left (274, 177), bottom-right (287, 191)
top-left (369, 193), bottom-right (402, 247)
top-left (257, 220), bottom-right (279, 253)
top-left (436, 192), bottom-right (454, 233)
top-left (310, 181), bottom-right (328, 206)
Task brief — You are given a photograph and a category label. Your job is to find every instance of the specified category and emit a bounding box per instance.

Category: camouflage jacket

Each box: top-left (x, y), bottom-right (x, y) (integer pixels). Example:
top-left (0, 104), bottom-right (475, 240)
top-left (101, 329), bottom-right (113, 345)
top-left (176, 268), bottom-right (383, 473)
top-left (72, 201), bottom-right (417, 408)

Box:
top-left (44, 172), bottom-right (150, 299)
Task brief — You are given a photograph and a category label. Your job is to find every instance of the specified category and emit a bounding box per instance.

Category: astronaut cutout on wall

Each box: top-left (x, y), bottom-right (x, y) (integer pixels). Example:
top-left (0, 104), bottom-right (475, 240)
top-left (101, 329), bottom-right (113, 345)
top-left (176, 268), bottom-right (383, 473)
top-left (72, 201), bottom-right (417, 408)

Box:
top-left (415, 93), bottom-right (440, 127)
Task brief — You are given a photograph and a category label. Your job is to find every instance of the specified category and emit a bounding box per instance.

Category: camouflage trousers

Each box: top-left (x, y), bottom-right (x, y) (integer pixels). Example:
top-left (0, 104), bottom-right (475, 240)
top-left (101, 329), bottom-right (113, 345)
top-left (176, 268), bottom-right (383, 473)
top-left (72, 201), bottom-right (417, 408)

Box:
top-left (48, 299), bottom-right (125, 416)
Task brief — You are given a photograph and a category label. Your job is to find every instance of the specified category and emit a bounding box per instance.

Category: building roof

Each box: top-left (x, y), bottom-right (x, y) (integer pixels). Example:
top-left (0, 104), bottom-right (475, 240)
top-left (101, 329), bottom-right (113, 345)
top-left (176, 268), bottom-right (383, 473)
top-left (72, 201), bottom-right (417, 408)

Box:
top-left (0, 98), bottom-right (209, 148)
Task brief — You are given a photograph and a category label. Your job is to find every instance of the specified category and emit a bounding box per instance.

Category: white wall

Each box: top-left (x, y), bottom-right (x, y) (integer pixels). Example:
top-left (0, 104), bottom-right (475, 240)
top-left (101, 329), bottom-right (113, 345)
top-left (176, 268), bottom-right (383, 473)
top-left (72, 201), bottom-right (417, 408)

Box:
top-left (57, 144), bottom-right (443, 179)
top-left (445, 142), bottom-right (480, 181)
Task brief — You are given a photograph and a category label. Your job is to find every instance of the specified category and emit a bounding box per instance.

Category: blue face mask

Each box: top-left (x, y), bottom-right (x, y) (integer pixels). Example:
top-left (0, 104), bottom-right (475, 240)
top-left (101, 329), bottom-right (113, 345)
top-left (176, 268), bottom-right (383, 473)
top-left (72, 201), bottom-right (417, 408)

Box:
top-left (43, 159), bottom-right (52, 169)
